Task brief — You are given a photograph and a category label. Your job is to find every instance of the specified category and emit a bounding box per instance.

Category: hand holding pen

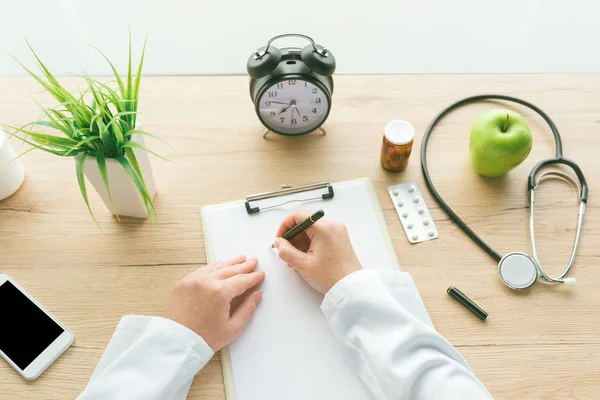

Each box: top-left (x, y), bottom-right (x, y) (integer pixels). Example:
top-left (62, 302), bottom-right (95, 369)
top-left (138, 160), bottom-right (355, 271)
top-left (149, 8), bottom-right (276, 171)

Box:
top-left (273, 209), bottom-right (363, 294)
top-left (271, 210), bottom-right (325, 248)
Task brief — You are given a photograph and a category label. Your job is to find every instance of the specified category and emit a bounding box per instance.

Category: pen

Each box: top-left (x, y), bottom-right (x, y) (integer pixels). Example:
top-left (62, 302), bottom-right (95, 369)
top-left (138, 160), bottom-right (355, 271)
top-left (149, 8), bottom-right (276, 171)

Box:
top-left (447, 286), bottom-right (488, 321)
top-left (271, 210), bottom-right (325, 249)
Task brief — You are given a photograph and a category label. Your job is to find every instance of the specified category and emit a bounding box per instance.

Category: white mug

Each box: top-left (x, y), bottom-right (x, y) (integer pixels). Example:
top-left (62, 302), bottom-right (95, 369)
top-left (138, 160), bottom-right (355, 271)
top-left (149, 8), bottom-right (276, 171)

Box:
top-left (0, 129), bottom-right (25, 200)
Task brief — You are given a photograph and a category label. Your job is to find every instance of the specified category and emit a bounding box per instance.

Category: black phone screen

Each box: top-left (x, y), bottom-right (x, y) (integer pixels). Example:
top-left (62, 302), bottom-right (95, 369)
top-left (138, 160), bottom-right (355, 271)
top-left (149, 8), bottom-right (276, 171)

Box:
top-left (0, 281), bottom-right (64, 370)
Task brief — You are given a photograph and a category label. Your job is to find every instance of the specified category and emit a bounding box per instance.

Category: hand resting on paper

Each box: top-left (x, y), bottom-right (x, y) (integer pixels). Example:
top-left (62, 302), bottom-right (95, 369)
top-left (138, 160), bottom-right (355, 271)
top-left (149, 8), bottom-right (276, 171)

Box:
top-left (163, 255), bottom-right (264, 351)
top-left (80, 213), bottom-right (492, 400)
top-left (275, 209), bottom-right (363, 294)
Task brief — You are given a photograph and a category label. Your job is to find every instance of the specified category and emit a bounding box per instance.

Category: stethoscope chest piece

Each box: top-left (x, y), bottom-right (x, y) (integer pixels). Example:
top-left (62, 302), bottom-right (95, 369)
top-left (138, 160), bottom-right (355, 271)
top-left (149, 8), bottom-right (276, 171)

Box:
top-left (420, 94), bottom-right (588, 292)
top-left (498, 252), bottom-right (538, 290)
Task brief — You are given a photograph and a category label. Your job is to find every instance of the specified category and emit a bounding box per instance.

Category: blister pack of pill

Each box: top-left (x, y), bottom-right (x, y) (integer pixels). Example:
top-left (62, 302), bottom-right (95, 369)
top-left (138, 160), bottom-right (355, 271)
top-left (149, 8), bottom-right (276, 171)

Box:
top-left (388, 182), bottom-right (438, 244)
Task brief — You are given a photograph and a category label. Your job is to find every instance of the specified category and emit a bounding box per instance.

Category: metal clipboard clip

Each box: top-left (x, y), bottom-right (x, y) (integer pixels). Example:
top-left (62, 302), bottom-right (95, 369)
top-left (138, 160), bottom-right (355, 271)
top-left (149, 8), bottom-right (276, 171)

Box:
top-left (245, 182), bottom-right (334, 214)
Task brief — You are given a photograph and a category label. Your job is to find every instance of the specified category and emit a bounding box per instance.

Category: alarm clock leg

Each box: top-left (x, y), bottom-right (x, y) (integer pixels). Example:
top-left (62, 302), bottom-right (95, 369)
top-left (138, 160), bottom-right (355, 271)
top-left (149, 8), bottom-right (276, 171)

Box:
top-left (262, 127), bottom-right (327, 139)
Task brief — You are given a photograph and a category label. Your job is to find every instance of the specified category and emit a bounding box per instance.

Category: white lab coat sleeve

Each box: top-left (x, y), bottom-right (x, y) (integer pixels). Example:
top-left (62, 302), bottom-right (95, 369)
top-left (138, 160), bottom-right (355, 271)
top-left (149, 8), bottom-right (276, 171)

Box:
top-left (78, 315), bottom-right (214, 400)
top-left (321, 269), bottom-right (493, 400)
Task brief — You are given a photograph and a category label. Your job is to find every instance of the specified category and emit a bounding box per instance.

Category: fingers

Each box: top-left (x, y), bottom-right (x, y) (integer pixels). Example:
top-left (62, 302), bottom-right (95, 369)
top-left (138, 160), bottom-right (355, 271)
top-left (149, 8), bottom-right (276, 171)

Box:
top-left (227, 291), bottom-right (263, 339)
top-left (288, 233), bottom-right (311, 253)
top-left (201, 255), bottom-right (247, 275)
top-left (226, 270), bottom-right (265, 298)
top-left (216, 257), bottom-right (258, 279)
top-left (275, 238), bottom-right (311, 270)
top-left (275, 209), bottom-right (313, 238)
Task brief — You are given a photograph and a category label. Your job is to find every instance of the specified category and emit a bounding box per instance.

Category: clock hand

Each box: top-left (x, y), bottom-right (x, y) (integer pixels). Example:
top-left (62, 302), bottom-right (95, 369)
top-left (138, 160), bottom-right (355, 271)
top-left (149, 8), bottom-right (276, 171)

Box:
top-left (284, 99), bottom-right (299, 116)
top-left (268, 101), bottom-right (291, 106)
top-left (278, 104), bottom-right (292, 115)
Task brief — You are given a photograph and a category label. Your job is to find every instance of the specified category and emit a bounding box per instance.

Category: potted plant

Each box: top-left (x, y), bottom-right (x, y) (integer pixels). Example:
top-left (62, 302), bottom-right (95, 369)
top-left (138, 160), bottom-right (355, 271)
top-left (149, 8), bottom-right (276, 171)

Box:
top-left (4, 39), bottom-right (163, 227)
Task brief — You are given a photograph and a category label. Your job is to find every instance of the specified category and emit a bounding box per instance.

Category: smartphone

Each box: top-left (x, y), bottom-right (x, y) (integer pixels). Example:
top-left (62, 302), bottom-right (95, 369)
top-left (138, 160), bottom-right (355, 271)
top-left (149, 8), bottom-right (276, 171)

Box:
top-left (0, 274), bottom-right (74, 380)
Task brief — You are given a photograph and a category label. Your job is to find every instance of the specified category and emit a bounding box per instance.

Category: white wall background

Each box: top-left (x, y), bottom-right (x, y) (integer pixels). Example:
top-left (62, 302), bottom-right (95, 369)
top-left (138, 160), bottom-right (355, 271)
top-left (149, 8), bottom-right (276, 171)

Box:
top-left (0, 0), bottom-right (599, 76)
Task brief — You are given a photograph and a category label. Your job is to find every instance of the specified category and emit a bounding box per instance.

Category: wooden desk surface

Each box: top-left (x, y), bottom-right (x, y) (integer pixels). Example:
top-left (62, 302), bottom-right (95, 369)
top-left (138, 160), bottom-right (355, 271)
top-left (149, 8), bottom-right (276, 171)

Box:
top-left (1, 74), bottom-right (599, 399)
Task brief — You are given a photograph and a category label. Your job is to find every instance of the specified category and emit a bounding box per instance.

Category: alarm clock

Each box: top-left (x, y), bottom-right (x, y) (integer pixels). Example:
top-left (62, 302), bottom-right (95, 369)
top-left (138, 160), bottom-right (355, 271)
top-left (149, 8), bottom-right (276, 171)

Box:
top-left (247, 33), bottom-right (336, 137)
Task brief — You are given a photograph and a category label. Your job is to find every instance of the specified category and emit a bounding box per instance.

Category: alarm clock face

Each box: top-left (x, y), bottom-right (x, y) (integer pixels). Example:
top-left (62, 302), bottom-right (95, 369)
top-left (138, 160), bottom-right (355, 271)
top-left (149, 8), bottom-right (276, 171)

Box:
top-left (257, 78), bottom-right (330, 135)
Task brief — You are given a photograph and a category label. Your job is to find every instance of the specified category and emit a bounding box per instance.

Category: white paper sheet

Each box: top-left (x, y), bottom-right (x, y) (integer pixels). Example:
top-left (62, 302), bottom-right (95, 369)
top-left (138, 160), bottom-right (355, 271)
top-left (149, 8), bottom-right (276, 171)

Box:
top-left (201, 178), bottom-right (400, 400)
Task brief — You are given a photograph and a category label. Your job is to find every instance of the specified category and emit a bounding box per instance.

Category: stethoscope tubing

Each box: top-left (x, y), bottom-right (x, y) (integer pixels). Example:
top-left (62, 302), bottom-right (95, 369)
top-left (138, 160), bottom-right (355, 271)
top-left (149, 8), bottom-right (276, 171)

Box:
top-left (528, 157), bottom-right (588, 202)
top-left (421, 94), bottom-right (588, 268)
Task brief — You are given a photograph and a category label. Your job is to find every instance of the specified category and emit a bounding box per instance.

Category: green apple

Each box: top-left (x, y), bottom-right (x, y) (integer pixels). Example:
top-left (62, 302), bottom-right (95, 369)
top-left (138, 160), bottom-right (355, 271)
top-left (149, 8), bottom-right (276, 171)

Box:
top-left (470, 109), bottom-right (533, 177)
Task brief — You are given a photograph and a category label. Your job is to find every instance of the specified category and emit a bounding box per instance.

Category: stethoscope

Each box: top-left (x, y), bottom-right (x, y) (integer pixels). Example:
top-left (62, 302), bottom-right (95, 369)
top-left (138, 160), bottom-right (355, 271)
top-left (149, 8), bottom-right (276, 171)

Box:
top-left (421, 94), bottom-right (588, 290)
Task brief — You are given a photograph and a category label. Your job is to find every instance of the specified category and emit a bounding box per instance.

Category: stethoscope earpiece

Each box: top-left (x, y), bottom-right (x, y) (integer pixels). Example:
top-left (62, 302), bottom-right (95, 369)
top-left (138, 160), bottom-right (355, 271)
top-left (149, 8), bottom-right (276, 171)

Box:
top-left (499, 252), bottom-right (578, 290)
top-left (562, 277), bottom-right (577, 287)
top-left (420, 94), bottom-right (587, 293)
top-left (529, 169), bottom-right (585, 289)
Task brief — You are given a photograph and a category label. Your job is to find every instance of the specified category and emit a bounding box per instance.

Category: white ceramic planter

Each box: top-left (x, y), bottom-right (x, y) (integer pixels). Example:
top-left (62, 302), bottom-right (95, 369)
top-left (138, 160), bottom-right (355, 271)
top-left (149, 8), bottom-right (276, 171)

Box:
top-left (0, 129), bottom-right (26, 201)
top-left (83, 134), bottom-right (157, 219)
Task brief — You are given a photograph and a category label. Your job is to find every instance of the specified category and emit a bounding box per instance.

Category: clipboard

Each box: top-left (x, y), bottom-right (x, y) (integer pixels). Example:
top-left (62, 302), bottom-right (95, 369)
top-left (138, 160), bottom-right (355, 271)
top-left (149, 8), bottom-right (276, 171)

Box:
top-left (201, 178), bottom-right (401, 400)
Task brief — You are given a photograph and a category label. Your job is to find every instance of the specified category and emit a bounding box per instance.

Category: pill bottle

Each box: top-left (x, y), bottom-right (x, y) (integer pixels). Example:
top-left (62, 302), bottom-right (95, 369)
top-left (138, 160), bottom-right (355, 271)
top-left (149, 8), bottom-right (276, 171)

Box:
top-left (380, 120), bottom-right (415, 172)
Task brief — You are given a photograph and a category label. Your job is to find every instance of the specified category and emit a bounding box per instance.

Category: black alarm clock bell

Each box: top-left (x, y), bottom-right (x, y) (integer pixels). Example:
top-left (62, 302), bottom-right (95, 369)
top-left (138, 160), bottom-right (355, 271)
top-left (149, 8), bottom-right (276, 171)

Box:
top-left (247, 33), bottom-right (336, 137)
